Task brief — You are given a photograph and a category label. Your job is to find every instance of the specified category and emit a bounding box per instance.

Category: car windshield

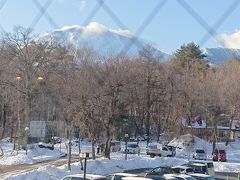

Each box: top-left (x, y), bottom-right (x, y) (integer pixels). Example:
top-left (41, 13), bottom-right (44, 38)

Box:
top-left (196, 149), bottom-right (205, 153)
top-left (148, 145), bottom-right (158, 149)
top-left (150, 167), bottom-right (173, 174)
top-left (172, 167), bottom-right (193, 174)
top-left (128, 144), bottom-right (138, 148)
top-left (166, 146), bottom-right (176, 151)
top-left (194, 166), bottom-right (207, 173)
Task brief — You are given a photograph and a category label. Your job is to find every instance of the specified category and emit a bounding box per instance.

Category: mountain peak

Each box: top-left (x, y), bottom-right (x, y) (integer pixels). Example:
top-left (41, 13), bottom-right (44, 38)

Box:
top-left (85, 22), bottom-right (108, 33)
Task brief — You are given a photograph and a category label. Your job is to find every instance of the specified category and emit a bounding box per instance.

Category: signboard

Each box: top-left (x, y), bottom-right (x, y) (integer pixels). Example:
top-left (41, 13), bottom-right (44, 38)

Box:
top-left (30, 121), bottom-right (46, 138)
top-left (79, 152), bottom-right (92, 158)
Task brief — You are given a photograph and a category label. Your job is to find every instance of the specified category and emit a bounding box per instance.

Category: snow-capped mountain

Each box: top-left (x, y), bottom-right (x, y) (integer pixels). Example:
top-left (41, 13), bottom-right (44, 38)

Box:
top-left (39, 22), bottom-right (170, 60)
top-left (203, 48), bottom-right (240, 64)
top-left (39, 22), bottom-right (240, 64)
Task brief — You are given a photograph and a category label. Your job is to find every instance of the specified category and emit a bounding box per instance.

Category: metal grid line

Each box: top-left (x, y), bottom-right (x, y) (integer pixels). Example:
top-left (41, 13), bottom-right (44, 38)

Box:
top-left (0, 0), bottom-right (238, 54)
top-left (199, 0), bottom-right (240, 45)
top-left (29, 0), bottom-right (57, 30)
top-left (96, 0), bottom-right (144, 51)
top-left (0, 0), bottom-right (7, 33)
top-left (177, 0), bottom-right (240, 46)
top-left (82, 0), bottom-right (105, 26)
top-left (120, 0), bottom-right (168, 55)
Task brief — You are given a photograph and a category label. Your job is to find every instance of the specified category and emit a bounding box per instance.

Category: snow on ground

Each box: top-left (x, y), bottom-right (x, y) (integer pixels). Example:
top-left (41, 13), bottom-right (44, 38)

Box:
top-left (169, 134), bottom-right (212, 159)
top-left (2, 135), bottom-right (240, 179)
top-left (4, 154), bottom-right (187, 180)
top-left (169, 134), bottom-right (240, 162)
top-left (0, 138), bottom-right (66, 165)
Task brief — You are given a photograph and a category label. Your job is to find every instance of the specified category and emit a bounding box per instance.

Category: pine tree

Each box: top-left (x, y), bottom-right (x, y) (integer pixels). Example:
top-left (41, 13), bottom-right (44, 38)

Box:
top-left (174, 42), bottom-right (208, 70)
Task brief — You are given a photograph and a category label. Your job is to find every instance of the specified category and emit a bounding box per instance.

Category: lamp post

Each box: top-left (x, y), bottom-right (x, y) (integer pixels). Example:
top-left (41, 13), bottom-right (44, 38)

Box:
top-left (25, 126), bottom-right (29, 155)
top-left (124, 133), bottom-right (129, 160)
top-left (16, 76), bottom-right (21, 150)
top-left (37, 76), bottom-right (44, 121)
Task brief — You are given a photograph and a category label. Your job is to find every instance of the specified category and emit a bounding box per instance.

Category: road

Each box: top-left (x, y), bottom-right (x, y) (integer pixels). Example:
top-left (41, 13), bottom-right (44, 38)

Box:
top-left (1, 156), bottom-right (79, 179)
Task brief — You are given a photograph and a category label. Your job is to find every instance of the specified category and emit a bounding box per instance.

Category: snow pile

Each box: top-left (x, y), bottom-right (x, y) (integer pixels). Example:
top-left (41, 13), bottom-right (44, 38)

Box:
top-left (168, 134), bottom-right (212, 158)
top-left (214, 162), bottom-right (240, 172)
top-left (0, 140), bottom-right (65, 165)
top-left (4, 155), bottom-right (186, 180)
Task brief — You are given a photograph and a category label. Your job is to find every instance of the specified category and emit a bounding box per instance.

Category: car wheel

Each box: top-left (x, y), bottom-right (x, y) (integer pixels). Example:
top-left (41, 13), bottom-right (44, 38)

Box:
top-left (150, 154), bottom-right (155, 158)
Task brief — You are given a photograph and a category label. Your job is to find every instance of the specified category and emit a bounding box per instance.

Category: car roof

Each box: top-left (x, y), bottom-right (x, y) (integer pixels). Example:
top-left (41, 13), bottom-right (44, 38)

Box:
top-left (175, 174), bottom-right (193, 178)
top-left (189, 160), bottom-right (213, 163)
top-left (189, 173), bottom-right (213, 177)
top-left (122, 177), bottom-right (152, 180)
top-left (172, 165), bottom-right (192, 169)
top-left (163, 174), bottom-right (181, 179)
top-left (113, 173), bottom-right (138, 177)
top-left (190, 163), bottom-right (207, 166)
top-left (128, 142), bottom-right (138, 145)
top-left (63, 174), bottom-right (106, 179)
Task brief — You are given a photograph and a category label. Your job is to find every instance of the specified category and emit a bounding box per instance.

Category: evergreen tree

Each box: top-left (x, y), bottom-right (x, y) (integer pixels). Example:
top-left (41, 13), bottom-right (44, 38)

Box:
top-left (173, 42), bottom-right (208, 70)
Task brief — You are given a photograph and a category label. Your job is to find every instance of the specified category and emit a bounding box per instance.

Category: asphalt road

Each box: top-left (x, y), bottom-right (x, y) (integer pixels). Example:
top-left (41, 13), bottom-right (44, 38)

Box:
top-left (1, 155), bottom-right (79, 179)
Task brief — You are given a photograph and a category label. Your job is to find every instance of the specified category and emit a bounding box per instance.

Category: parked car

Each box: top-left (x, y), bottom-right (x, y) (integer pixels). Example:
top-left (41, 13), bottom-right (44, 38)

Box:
top-left (122, 177), bottom-right (153, 180)
top-left (145, 166), bottom-right (173, 179)
top-left (126, 143), bottom-right (140, 154)
top-left (165, 145), bottom-right (176, 156)
top-left (146, 145), bottom-right (174, 157)
top-left (186, 163), bottom-right (208, 174)
top-left (106, 173), bottom-right (137, 180)
top-left (164, 174), bottom-right (196, 180)
top-left (193, 149), bottom-right (206, 160)
top-left (61, 174), bottom-right (106, 180)
top-left (171, 165), bottom-right (194, 174)
top-left (189, 173), bottom-right (215, 180)
top-left (188, 160), bottom-right (214, 176)
top-left (212, 149), bottom-right (226, 162)
top-left (38, 142), bottom-right (54, 150)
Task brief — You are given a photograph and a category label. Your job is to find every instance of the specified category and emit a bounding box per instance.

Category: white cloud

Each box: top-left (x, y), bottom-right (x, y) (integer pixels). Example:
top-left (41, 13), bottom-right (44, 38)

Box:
top-left (79, 0), bottom-right (86, 11)
top-left (217, 30), bottom-right (240, 49)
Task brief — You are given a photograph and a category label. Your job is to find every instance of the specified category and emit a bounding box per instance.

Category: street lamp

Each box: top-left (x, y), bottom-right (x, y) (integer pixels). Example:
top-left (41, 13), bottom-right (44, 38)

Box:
top-left (16, 76), bottom-right (21, 151)
top-left (37, 76), bottom-right (44, 121)
top-left (37, 76), bottom-right (44, 81)
top-left (25, 126), bottom-right (29, 155)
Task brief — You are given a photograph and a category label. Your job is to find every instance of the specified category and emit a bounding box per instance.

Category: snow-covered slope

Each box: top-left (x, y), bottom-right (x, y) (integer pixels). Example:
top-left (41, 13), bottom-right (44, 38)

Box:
top-left (39, 22), bottom-right (170, 60)
top-left (38, 22), bottom-right (240, 64)
top-left (203, 48), bottom-right (240, 64)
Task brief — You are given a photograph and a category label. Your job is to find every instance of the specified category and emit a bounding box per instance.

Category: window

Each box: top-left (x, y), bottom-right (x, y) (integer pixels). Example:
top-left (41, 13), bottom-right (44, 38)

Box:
top-left (62, 178), bottom-right (71, 180)
top-left (162, 147), bottom-right (168, 151)
top-left (196, 149), bottom-right (205, 153)
top-left (128, 144), bottom-right (138, 148)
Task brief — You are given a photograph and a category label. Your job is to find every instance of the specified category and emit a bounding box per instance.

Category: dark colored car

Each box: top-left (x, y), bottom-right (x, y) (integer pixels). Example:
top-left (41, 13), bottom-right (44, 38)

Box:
top-left (171, 165), bottom-right (194, 174)
top-left (212, 149), bottom-right (226, 162)
top-left (145, 166), bottom-right (173, 179)
top-left (183, 163), bottom-right (208, 174)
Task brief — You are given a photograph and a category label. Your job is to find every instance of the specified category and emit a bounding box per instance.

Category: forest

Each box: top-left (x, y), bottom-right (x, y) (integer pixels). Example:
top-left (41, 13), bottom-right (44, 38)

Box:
top-left (0, 27), bottom-right (239, 159)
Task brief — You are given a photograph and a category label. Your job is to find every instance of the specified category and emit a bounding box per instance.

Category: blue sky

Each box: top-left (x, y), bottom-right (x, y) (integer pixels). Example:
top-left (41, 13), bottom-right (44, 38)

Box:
top-left (0, 0), bottom-right (240, 53)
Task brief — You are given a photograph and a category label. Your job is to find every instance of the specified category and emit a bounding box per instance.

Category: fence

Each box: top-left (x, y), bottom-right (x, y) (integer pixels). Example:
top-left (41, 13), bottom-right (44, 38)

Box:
top-left (0, 0), bottom-right (239, 53)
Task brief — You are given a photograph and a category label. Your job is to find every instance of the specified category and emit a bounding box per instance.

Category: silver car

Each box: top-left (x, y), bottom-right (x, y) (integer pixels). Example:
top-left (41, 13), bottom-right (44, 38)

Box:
top-left (193, 149), bottom-right (206, 160)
